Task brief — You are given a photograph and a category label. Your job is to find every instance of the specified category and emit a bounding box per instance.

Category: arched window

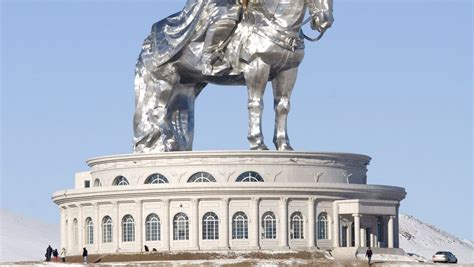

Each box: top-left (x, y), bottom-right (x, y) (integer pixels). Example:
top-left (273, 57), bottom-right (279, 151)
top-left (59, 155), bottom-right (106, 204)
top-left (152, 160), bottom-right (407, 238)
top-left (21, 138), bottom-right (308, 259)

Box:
top-left (262, 212), bottom-right (277, 239)
top-left (290, 212), bottom-right (304, 239)
top-left (187, 172), bottom-right (216, 183)
top-left (73, 219), bottom-right (78, 245)
top-left (102, 216), bottom-right (113, 243)
top-left (317, 212), bottom-right (328, 240)
top-left (122, 215), bottom-right (135, 242)
top-left (93, 179), bottom-right (102, 187)
top-left (202, 212), bottom-right (219, 240)
top-left (173, 213), bottom-right (189, 240)
top-left (232, 212), bottom-right (248, 239)
top-left (236, 171), bottom-right (264, 182)
top-left (85, 217), bottom-right (94, 245)
top-left (113, 176), bottom-right (129, 186)
top-left (145, 173), bottom-right (169, 184)
top-left (145, 214), bottom-right (161, 241)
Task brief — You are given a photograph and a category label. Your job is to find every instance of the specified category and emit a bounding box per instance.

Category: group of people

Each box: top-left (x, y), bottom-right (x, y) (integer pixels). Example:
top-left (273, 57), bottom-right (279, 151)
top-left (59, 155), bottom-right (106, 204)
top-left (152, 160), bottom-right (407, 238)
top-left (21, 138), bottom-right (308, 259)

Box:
top-left (46, 244), bottom-right (373, 264)
top-left (44, 245), bottom-right (66, 262)
top-left (143, 245), bottom-right (158, 252)
top-left (45, 245), bottom-right (88, 264)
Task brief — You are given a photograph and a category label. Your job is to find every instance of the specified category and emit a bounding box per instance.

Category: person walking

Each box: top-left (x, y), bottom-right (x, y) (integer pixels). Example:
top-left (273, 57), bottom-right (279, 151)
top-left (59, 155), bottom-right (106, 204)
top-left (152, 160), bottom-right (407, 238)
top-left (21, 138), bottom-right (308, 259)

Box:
top-left (52, 249), bottom-right (59, 262)
top-left (82, 247), bottom-right (88, 264)
top-left (45, 245), bottom-right (53, 262)
top-left (60, 248), bottom-right (67, 262)
top-left (366, 247), bottom-right (373, 265)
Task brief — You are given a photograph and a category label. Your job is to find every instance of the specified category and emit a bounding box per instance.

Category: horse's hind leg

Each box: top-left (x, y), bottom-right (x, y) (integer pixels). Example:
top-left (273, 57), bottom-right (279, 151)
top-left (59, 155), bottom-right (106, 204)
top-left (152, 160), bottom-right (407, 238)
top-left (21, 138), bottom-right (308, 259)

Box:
top-left (166, 82), bottom-right (205, 151)
top-left (244, 58), bottom-right (271, 150)
top-left (272, 67), bottom-right (297, 151)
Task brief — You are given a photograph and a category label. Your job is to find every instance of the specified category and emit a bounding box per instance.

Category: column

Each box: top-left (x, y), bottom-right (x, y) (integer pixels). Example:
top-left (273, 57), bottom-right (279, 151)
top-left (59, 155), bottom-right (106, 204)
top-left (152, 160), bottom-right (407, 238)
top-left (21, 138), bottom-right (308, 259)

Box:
top-left (360, 228), bottom-right (367, 247)
top-left (251, 197), bottom-right (260, 249)
top-left (191, 199), bottom-right (199, 250)
top-left (60, 207), bottom-right (66, 251)
top-left (113, 201), bottom-right (120, 252)
top-left (332, 203), bottom-right (339, 248)
top-left (370, 232), bottom-right (375, 248)
top-left (353, 214), bottom-right (361, 247)
top-left (94, 203), bottom-right (100, 253)
top-left (388, 215), bottom-right (394, 248)
top-left (136, 200), bottom-right (143, 252)
top-left (346, 225), bottom-right (352, 247)
top-left (221, 198), bottom-right (230, 250)
top-left (307, 197), bottom-right (315, 248)
top-left (395, 204), bottom-right (400, 248)
top-left (280, 197), bottom-right (289, 249)
top-left (66, 207), bottom-right (71, 252)
top-left (78, 204), bottom-right (84, 252)
top-left (163, 199), bottom-right (170, 250)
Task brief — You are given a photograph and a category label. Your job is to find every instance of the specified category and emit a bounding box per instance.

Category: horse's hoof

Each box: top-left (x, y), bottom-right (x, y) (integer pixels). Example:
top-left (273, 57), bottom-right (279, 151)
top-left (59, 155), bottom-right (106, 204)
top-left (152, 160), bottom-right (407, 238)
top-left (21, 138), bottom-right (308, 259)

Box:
top-left (164, 139), bottom-right (179, 151)
top-left (276, 143), bottom-right (294, 151)
top-left (250, 144), bottom-right (269, 151)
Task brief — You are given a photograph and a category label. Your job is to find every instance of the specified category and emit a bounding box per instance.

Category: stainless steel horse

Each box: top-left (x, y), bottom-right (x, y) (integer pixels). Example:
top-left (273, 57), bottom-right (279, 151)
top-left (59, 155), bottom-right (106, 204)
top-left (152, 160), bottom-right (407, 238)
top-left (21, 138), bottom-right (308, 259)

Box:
top-left (133, 0), bottom-right (334, 153)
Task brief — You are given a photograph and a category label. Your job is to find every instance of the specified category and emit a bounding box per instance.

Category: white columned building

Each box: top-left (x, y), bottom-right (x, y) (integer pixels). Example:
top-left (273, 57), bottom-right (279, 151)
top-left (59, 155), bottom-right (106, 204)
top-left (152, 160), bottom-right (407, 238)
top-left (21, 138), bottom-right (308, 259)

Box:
top-left (53, 151), bottom-right (406, 255)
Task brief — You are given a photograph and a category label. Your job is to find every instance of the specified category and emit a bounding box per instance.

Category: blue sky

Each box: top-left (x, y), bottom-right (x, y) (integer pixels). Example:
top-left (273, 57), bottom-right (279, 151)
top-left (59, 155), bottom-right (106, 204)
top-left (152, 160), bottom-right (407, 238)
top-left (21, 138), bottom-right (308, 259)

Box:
top-left (1, 0), bottom-right (472, 241)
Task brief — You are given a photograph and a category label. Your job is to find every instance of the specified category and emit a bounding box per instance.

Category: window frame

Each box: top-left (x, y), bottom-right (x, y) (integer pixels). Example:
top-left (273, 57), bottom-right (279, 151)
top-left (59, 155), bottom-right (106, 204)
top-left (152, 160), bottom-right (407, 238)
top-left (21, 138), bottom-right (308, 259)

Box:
top-left (236, 171), bottom-right (264, 182)
top-left (202, 212), bottom-right (219, 240)
top-left (145, 213), bottom-right (161, 241)
top-left (290, 212), bottom-right (304, 240)
top-left (113, 176), bottom-right (129, 186)
top-left (232, 212), bottom-right (249, 240)
top-left (145, 173), bottom-right (169, 184)
top-left (173, 212), bottom-right (189, 240)
top-left (317, 212), bottom-right (329, 240)
top-left (94, 178), bottom-right (102, 187)
top-left (262, 211), bottom-right (277, 239)
top-left (102, 216), bottom-right (113, 243)
top-left (85, 217), bottom-right (94, 245)
top-left (187, 172), bottom-right (216, 183)
top-left (122, 215), bottom-right (135, 242)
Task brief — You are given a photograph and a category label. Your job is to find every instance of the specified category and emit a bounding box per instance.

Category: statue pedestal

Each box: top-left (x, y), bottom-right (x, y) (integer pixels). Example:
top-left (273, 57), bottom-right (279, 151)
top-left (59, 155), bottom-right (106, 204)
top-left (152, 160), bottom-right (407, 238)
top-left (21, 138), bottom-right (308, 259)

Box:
top-left (53, 151), bottom-right (405, 255)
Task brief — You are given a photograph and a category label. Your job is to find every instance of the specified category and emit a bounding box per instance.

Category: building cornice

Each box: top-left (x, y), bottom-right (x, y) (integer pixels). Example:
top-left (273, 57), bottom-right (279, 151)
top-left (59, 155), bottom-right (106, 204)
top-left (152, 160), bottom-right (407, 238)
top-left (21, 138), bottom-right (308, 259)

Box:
top-left (52, 183), bottom-right (405, 206)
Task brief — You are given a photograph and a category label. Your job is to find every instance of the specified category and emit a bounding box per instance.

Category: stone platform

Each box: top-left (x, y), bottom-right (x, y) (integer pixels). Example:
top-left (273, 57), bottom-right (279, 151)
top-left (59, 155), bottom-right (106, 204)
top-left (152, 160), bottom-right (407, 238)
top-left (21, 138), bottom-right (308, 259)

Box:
top-left (52, 151), bottom-right (406, 255)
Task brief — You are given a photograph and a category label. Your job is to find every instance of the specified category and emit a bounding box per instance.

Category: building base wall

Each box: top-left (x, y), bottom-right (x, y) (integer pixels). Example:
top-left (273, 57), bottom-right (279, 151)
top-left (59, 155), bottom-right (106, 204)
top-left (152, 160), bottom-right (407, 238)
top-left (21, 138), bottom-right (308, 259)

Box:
top-left (52, 151), bottom-right (406, 256)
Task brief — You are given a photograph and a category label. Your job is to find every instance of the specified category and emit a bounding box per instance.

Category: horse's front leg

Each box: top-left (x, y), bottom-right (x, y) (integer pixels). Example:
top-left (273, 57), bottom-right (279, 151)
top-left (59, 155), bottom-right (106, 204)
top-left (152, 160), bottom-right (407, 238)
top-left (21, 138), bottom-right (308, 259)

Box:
top-left (134, 60), bottom-right (180, 152)
top-left (272, 67), bottom-right (298, 151)
top-left (244, 58), bottom-right (271, 150)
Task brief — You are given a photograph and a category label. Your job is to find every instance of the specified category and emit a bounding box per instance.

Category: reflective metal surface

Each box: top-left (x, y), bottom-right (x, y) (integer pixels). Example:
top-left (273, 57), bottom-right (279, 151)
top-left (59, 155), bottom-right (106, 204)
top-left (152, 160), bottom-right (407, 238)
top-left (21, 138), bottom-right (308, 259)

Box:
top-left (133, 0), bottom-right (334, 153)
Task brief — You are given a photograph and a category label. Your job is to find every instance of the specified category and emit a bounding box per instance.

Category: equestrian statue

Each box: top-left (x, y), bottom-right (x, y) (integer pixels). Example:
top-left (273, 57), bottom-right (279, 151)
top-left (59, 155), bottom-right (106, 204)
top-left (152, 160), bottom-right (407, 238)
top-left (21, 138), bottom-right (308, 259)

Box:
top-left (133, 0), bottom-right (334, 153)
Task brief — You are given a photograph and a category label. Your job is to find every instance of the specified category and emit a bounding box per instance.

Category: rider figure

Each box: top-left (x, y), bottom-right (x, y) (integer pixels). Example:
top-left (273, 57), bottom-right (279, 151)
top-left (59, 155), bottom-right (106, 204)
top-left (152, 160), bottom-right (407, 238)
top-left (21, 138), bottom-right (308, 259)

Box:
top-left (201, 0), bottom-right (249, 75)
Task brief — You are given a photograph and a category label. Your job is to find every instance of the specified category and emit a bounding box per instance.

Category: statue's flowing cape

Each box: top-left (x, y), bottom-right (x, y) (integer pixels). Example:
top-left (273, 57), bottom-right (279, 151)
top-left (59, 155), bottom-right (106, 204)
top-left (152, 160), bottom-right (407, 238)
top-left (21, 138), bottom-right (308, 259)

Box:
top-left (144, 0), bottom-right (208, 67)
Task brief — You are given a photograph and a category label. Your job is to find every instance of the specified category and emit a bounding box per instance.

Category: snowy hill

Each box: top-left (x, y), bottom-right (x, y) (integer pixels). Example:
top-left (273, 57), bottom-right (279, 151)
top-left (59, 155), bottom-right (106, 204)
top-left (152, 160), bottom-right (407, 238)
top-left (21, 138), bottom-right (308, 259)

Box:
top-left (399, 214), bottom-right (474, 264)
top-left (0, 209), bottom-right (59, 263)
top-left (1, 210), bottom-right (473, 263)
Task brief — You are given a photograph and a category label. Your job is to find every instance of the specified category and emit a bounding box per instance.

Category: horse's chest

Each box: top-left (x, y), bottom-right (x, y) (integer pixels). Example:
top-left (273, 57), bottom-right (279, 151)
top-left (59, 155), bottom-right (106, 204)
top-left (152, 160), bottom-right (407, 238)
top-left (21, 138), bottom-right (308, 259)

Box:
top-left (240, 32), bottom-right (304, 70)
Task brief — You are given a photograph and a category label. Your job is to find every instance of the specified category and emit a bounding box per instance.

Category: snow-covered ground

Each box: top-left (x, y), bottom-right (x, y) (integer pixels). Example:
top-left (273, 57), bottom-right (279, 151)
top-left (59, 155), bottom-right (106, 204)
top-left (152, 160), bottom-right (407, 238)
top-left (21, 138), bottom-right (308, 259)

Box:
top-left (399, 214), bottom-right (474, 264)
top-left (0, 209), bottom-right (59, 263)
top-left (1, 210), bottom-right (473, 264)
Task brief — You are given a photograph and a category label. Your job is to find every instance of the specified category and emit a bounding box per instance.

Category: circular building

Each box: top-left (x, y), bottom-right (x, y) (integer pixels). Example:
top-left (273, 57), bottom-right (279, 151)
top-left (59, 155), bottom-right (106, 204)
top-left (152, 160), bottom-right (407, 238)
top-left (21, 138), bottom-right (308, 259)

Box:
top-left (52, 151), bottom-right (406, 255)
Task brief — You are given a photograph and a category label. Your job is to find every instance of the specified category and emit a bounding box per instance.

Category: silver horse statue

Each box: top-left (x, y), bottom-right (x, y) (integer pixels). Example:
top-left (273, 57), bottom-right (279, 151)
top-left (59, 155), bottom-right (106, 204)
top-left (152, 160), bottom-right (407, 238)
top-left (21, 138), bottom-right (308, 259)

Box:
top-left (133, 0), bottom-right (333, 153)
